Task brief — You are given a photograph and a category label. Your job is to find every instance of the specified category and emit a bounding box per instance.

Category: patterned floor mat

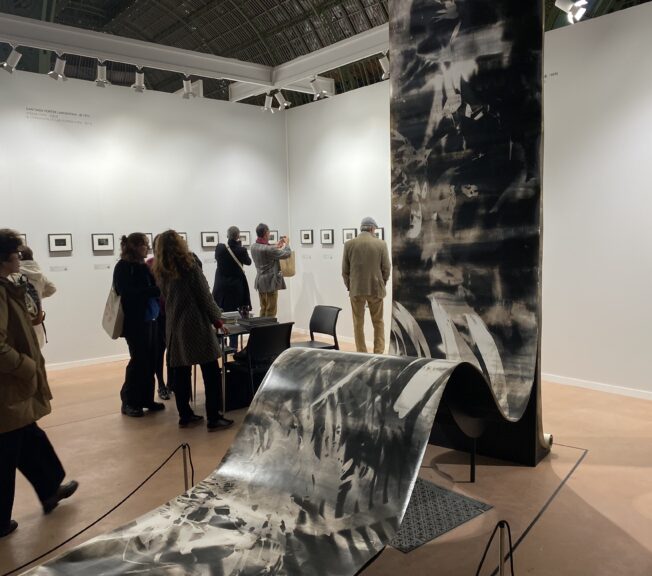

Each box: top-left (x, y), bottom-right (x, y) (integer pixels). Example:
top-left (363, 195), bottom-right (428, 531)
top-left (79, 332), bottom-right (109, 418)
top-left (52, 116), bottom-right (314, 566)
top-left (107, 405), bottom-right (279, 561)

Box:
top-left (390, 477), bottom-right (492, 553)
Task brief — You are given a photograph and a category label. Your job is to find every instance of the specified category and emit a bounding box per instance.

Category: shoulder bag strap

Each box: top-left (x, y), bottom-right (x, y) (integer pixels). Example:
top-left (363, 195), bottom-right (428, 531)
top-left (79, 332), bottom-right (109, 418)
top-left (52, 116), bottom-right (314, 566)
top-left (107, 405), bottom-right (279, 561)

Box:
top-left (225, 244), bottom-right (244, 271)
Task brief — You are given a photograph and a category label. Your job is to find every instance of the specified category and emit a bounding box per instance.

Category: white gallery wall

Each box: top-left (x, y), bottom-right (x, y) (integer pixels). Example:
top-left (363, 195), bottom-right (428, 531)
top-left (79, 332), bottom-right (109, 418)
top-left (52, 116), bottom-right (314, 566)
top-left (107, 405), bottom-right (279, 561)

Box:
top-left (285, 82), bottom-right (391, 347)
top-left (0, 71), bottom-right (289, 366)
top-left (542, 2), bottom-right (652, 399)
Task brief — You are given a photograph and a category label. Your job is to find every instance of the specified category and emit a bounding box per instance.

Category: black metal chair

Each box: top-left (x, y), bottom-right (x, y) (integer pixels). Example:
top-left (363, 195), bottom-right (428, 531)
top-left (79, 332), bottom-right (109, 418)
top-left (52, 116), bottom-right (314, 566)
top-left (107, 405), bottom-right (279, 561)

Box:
top-left (226, 322), bottom-right (294, 400)
top-left (291, 305), bottom-right (341, 350)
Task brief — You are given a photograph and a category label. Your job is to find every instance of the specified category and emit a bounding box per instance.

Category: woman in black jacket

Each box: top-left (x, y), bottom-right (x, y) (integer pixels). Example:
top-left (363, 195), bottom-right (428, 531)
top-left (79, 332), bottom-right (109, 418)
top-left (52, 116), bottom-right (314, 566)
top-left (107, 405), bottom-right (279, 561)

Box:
top-left (113, 233), bottom-right (164, 417)
top-left (212, 226), bottom-right (251, 347)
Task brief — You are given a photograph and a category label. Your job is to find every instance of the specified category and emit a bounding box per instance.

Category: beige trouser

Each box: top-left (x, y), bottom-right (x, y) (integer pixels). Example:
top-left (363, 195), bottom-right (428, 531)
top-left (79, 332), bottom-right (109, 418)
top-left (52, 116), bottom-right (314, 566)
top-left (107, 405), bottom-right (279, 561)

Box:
top-left (350, 295), bottom-right (384, 354)
top-left (259, 291), bottom-right (278, 317)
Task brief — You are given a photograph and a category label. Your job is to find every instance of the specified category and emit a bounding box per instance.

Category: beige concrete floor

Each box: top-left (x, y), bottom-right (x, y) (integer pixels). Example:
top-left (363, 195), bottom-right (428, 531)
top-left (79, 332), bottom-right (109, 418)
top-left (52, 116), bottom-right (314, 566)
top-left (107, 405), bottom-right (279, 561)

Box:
top-left (0, 348), bottom-right (650, 576)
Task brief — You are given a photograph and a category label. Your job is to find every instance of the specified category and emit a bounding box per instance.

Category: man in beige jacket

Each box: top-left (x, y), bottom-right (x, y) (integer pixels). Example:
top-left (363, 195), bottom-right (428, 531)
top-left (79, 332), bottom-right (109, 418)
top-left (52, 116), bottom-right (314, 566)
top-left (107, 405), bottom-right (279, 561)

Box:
top-left (342, 217), bottom-right (391, 354)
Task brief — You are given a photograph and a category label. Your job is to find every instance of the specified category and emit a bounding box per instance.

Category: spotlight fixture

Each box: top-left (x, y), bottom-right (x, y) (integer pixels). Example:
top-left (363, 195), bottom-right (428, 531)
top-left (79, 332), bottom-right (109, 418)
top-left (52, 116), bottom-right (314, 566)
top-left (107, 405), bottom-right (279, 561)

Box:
top-left (274, 90), bottom-right (291, 109)
top-left (182, 76), bottom-right (195, 99)
top-left (555, 0), bottom-right (588, 23)
top-left (1, 47), bottom-right (22, 73)
top-left (262, 93), bottom-right (275, 113)
top-left (310, 77), bottom-right (331, 101)
top-left (48, 55), bottom-right (67, 81)
top-left (95, 61), bottom-right (110, 87)
top-left (379, 54), bottom-right (390, 80)
top-left (131, 69), bottom-right (146, 92)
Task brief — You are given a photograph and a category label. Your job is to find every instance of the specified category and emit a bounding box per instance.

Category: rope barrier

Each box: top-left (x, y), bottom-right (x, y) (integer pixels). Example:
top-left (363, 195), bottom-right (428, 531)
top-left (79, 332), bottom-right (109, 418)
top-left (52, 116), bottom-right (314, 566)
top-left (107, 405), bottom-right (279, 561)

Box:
top-left (2, 442), bottom-right (195, 576)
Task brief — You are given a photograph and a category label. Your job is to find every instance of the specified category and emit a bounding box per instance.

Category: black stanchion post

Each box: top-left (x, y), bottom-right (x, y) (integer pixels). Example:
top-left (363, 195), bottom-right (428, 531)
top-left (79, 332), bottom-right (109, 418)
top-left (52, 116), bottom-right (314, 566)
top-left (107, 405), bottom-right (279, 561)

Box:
top-left (498, 521), bottom-right (507, 576)
top-left (182, 444), bottom-right (189, 491)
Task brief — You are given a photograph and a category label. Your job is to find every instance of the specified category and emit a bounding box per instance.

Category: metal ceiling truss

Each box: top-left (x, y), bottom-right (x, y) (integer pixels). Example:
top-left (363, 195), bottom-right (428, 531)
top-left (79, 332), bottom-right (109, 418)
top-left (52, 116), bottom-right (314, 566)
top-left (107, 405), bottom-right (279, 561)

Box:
top-left (0, 13), bottom-right (388, 102)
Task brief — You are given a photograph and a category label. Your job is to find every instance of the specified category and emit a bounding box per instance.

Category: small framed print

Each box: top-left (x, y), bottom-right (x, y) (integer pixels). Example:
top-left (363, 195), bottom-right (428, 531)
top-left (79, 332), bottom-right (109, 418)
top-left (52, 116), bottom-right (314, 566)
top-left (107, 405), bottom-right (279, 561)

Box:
top-left (201, 231), bottom-right (219, 248)
top-left (268, 230), bottom-right (279, 243)
top-left (300, 229), bottom-right (313, 245)
top-left (92, 233), bottom-right (114, 252)
top-left (178, 232), bottom-right (188, 243)
top-left (144, 233), bottom-right (154, 253)
top-left (17, 234), bottom-right (27, 246)
top-left (239, 231), bottom-right (251, 247)
top-left (48, 233), bottom-right (73, 253)
top-left (373, 227), bottom-right (385, 240)
top-left (320, 229), bottom-right (334, 245)
top-left (342, 228), bottom-right (357, 243)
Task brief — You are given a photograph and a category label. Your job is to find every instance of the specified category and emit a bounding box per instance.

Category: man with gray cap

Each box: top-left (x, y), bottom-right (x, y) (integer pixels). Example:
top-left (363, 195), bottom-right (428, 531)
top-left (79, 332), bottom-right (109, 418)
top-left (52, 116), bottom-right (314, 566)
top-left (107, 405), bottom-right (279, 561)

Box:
top-left (342, 217), bottom-right (391, 354)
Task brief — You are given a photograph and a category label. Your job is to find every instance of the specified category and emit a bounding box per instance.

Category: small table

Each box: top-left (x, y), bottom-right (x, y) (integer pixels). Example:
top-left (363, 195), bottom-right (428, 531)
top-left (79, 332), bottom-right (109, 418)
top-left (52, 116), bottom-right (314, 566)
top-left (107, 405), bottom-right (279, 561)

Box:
top-left (217, 324), bottom-right (249, 414)
top-left (217, 319), bottom-right (278, 413)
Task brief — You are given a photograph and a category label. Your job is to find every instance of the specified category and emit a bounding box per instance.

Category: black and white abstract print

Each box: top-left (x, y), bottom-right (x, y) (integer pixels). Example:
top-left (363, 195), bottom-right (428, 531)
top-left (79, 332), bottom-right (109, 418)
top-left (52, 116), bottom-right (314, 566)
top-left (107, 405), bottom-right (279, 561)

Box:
top-left (390, 0), bottom-right (543, 418)
top-left (26, 349), bottom-right (468, 576)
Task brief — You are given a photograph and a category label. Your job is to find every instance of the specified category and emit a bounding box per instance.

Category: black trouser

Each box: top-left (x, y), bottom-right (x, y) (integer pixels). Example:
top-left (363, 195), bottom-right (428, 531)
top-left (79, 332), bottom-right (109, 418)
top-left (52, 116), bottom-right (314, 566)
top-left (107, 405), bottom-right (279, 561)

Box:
top-left (154, 314), bottom-right (167, 389)
top-left (170, 361), bottom-right (222, 421)
top-left (121, 320), bottom-right (157, 409)
top-left (0, 422), bottom-right (65, 527)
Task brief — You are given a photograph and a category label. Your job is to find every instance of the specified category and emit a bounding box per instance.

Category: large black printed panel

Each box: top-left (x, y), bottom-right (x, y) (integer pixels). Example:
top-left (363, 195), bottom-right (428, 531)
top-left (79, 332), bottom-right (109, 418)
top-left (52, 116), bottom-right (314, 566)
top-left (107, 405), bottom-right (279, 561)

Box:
top-left (389, 1), bottom-right (546, 454)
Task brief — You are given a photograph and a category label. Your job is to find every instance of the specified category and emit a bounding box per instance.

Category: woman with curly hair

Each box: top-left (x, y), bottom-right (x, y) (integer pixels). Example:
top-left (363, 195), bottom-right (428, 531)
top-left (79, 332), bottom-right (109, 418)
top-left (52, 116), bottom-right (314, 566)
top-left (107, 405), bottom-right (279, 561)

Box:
top-left (153, 230), bottom-right (233, 430)
top-left (0, 229), bottom-right (77, 538)
top-left (113, 233), bottom-right (165, 417)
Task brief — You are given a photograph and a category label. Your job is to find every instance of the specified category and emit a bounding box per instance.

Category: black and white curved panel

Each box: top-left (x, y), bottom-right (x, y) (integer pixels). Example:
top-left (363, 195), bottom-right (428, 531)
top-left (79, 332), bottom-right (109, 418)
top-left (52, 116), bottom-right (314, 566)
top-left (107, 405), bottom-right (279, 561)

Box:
top-left (390, 0), bottom-right (544, 431)
top-left (25, 349), bottom-right (516, 576)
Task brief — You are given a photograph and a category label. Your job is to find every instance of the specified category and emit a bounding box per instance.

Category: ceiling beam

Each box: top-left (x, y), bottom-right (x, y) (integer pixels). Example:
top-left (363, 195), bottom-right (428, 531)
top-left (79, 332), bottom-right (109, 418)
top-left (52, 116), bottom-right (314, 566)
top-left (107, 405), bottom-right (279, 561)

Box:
top-left (228, 24), bottom-right (387, 102)
top-left (271, 22), bottom-right (387, 87)
top-left (0, 13), bottom-right (273, 85)
top-left (229, 75), bottom-right (336, 102)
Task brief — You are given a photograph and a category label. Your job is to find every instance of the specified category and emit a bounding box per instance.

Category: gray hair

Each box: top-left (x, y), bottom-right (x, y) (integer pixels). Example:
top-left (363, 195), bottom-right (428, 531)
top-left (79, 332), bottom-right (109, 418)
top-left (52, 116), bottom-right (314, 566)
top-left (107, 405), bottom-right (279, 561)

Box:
top-left (227, 226), bottom-right (240, 241)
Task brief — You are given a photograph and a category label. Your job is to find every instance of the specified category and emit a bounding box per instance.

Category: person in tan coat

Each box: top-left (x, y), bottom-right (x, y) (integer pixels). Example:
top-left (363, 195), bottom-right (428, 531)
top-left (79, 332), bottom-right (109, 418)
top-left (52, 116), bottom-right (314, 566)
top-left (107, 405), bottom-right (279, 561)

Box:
top-left (0, 229), bottom-right (77, 538)
top-left (342, 217), bottom-right (391, 354)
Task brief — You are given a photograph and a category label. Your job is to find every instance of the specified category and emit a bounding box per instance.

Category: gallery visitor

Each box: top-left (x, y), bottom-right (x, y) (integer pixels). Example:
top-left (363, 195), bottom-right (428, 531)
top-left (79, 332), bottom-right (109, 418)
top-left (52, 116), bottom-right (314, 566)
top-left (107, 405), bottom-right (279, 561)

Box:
top-left (0, 229), bottom-right (78, 539)
top-left (146, 236), bottom-right (171, 401)
top-left (17, 245), bottom-right (56, 349)
top-left (250, 223), bottom-right (291, 318)
top-left (212, 225), bottom-right (252, 348)
top-left (153, 230), bottom-right (233, 431)
top-left (113, 233), bottom-right (165, 417)
top-left (342, 217), bottom-right (391, 354)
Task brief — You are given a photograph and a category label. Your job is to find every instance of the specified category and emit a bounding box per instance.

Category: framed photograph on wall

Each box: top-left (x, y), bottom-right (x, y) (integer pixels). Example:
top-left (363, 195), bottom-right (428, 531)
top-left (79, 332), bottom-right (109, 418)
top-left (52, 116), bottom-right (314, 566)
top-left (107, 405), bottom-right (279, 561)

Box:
top-left (178, 232), bottom-right (188, 243)
top-left (320, 229), bottom-right (334, 245)
top-left (48, 233), bottom-right (73, 253)
top-left (268, 230), bottom-right (279, 243)
top-left (17, 234), bottom-right (27, 246)
top-left (300, 229), bottom-right (313, 245)
top-left (201, 231), bottom-right (219, 248)
top-left (373, 227), bottom-right (385, 240)
top-left (92, 233), bottom-right (114, 252)
top-left (239, 231), bottom-right (251, 247)
top-left (342, 228), bottom-right (357, 243)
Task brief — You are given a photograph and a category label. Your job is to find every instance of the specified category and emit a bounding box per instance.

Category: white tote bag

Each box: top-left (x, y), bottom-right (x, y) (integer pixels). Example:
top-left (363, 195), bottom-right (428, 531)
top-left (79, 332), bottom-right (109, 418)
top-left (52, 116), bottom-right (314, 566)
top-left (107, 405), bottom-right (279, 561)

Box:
top-left (102, 285), bottom-right (124, 339)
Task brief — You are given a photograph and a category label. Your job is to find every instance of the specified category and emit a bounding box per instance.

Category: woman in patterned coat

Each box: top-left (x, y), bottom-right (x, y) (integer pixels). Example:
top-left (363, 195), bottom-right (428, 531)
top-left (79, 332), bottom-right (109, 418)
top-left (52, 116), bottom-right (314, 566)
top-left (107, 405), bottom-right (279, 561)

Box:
top-left (153, 230), bottom-right (233, 431)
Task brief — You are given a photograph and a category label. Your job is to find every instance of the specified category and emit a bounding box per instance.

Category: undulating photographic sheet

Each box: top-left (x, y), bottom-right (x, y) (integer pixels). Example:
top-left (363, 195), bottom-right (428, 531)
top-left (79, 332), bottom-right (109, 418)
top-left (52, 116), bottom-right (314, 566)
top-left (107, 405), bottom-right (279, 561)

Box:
top-left (27, 349), bottom-right (479, 576)
top-left (390, 0), bottom-right (543, 419)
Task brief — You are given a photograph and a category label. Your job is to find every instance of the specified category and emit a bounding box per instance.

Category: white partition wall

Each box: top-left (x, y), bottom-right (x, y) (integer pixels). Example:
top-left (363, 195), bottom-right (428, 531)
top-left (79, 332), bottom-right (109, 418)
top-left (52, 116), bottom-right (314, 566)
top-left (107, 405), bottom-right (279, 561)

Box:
top-left (0, 71), bottom-right (289, 366)
top-left (542, 3), bottom-right (652, 399)
top-left (1, 2), bottom-right (651, 399)
top-left (285, 82), bottom-right (391, 348)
